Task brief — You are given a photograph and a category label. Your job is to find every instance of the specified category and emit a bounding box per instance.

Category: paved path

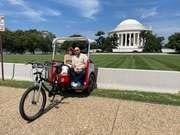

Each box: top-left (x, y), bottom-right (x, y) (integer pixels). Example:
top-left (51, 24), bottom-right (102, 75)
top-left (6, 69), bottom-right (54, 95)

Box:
top-left (0, 87), bottom-right (180, 135)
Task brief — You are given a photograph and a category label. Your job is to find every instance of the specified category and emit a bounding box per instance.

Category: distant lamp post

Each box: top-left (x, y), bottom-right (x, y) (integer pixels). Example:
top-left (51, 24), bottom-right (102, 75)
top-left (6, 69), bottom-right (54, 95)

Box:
top-left (0, 16), bottom-right (5, 81)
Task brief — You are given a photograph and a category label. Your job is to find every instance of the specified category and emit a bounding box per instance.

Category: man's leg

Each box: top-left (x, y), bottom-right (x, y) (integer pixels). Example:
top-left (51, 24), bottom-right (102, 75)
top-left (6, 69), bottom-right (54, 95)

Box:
top-left (71, 69), bottom-right (78, 83)
top-left (76, 71), bottom-right (85, 85)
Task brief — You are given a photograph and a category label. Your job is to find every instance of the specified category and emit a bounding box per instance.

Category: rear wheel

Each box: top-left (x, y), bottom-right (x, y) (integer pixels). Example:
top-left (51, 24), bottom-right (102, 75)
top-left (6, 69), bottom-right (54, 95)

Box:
top-left (85, 74), bottom-right (95, 95)
top-left (19, 86), bottom-right (46, 121)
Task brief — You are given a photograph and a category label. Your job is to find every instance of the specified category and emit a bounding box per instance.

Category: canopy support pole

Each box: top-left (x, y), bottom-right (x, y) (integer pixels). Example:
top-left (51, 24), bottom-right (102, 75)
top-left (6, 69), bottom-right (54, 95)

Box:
top-left (52, 43), bottom-right (56, 60)
top-left (87, 42), bottom-right (90, 58)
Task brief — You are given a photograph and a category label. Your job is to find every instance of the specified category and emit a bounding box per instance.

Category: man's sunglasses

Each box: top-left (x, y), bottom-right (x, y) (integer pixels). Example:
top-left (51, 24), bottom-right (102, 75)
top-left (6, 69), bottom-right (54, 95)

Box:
top-left (74, 49), bottom-right (80, 51)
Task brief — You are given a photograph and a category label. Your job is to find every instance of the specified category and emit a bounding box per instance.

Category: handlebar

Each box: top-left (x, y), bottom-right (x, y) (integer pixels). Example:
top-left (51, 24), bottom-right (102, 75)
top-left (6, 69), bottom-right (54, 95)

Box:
top-left (27, 61), bottom-right (65, 69)
top-left (26, 61), bottom-right (52, 69)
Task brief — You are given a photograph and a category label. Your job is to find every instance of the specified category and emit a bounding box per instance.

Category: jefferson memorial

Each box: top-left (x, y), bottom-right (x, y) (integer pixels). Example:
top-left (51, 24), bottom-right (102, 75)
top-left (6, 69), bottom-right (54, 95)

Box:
top-left (109, 19), bottom-right (150, 52)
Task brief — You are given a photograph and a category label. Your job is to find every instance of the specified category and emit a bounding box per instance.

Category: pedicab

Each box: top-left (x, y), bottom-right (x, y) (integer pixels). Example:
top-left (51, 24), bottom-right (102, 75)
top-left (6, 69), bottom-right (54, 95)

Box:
top-left (19, 37), bottom-right (97, 121)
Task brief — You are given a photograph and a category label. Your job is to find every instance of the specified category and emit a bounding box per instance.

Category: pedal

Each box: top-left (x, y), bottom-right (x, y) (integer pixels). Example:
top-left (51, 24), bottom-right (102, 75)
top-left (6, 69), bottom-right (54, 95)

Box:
top-left (48, 90), bottom-right (56, 97)
top-left (49, 95), bottom-right (55, 103)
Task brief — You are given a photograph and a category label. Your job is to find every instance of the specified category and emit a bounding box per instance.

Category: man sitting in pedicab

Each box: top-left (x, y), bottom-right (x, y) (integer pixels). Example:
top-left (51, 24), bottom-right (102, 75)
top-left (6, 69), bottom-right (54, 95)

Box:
top-left (71, 47), bottom-right (88, 88)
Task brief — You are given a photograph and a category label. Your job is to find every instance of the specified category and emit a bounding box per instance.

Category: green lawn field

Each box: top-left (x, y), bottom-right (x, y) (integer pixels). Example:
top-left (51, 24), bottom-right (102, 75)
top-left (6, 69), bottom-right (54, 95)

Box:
top-left (3, 54), bottom-right (180, 71)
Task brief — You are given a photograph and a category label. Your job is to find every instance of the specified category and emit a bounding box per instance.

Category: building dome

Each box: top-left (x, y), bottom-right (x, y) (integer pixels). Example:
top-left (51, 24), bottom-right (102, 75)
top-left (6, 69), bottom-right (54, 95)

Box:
top-left (113, 19), bottom-right (147, 31)
top-left (110, 19), bottom-right (150, 53)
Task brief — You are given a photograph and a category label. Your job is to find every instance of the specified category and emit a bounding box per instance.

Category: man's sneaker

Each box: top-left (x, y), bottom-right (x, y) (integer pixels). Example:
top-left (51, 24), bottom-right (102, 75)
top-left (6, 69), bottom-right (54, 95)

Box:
top-left (77, 82), bottom-right (81, 87)
top-left (71, 82), bottom-right (75, 87)
top-left (71, 82), bottom-right (78, 87)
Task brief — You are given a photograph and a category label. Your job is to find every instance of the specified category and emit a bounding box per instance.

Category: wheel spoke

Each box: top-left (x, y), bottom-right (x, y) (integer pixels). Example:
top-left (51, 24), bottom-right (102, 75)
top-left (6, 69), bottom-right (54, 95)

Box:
top-left (24, 89), bottom-right (43, 117)
top-left (20, 86), bottom-right (46, 120)
top-left (31, 90), bottom-right (36, 102)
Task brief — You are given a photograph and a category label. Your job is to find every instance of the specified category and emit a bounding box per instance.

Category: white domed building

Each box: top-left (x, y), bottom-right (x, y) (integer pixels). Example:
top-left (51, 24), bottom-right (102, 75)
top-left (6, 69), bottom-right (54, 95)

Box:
top-left (109, 19), bottom-right (150, 52)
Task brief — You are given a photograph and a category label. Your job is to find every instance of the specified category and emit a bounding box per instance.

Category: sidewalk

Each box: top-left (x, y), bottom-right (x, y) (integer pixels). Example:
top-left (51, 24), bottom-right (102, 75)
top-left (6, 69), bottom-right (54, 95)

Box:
top-left (0, 87), bottom-right (180, 135)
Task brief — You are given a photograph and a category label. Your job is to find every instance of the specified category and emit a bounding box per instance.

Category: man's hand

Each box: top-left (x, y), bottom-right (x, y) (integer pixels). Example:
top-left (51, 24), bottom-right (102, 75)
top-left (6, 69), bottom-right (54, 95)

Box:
top-left (74, 67), bottom-right (82, 73)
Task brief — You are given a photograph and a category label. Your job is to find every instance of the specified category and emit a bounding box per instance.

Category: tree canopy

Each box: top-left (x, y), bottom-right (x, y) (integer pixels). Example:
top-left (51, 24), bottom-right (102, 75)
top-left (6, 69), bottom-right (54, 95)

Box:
top-left (140, 31), bottom-right (164, 53)
top-left (2, 29), bottom-right (55, 54)
top-left (166, 33), bottom-right (180, 52)
top-left (2, 28), bottom-right (179, 54)
top-left (95, 31), bottom-right (118, 52)
top-left (61, 34), bottom-right (88, 53)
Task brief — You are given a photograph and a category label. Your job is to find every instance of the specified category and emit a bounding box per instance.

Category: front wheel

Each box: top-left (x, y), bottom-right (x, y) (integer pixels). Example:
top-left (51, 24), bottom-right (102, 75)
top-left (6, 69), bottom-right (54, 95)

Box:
top-left (19, 86), bottom-right (46, 121)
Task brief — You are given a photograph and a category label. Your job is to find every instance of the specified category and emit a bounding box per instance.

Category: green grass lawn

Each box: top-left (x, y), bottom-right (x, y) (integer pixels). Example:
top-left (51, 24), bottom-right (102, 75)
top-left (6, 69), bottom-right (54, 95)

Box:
top-left (1, 80), bottom-right (180, 106)
top-left (4, 54), bottom-right (180, 71)
top-left (0, 79), bottom-right (32, 88)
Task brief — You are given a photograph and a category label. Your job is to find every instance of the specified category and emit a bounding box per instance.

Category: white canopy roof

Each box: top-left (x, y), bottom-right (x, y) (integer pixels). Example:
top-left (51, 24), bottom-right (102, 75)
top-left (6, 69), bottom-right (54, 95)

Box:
top-left (52, 36), bottom-right (92, 59)
top-left (53, 37), bottom-right (89, 45)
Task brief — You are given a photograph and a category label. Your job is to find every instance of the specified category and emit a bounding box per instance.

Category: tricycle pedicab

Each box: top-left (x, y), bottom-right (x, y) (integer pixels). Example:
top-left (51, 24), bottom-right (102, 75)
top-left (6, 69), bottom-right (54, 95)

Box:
top-left (19, 37), bottom-right (97, 121)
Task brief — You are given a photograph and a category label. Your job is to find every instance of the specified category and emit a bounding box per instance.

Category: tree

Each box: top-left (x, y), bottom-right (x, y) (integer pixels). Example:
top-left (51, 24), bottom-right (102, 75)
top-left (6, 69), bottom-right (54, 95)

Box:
top-left (103, 37), bottom-right (112, 52)
top-left (95, 31), bottom-right (105, 37)
top-left (166, 33), bottom-right (180, 52)
top-left (140, 31), bottom-right (163, 52)
top-left (95, 31), bottom-right (105, 51)
top-left (95, 31), bottom-right (118, 52)
top-left (61, 34), bottom-right (88, 52)
top-left (13, 35), bottom-right (26, 54)
top-left (90, 42), bottom-right (98, 49)
top-left (3, 29), bottom-right (14, 53)
top-left (3, 29), bottom-right (55, 54)
top-left (103, 34), bottom-right (118, 52)
top-left (39, 31), bottom-right (55, 53)
top-left (26, 32), bottom-right (40, 54)
top-left (110, 33), bottom-right (118, 49)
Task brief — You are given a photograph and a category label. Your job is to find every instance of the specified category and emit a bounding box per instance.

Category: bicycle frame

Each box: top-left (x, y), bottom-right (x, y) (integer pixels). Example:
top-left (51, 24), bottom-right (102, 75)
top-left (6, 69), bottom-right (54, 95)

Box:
top-left (30, 62), bottom-right (56, 102)
top-left (33, 72), bottom-right (51, 92)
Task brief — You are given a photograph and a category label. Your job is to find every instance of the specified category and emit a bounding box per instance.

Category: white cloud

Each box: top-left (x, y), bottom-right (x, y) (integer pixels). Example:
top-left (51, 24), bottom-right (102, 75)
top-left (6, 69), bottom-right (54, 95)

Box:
top-left (54, 0), bottom-right (100, 19)
top-left (138, 7), bottom-right (158, 19)
top-left (174, 12), bottom-right (180, 17)
top-left (22, 9), bottom-right (46, 22)
top-left (155, 26), bottom-right (180, 36)
top-left (45, 8), bottom-right (61, 16)
top-left (7, 0), bottom-right (46, 21)
top-left (6, 0), bottom-right (61, 22)
top-left (7, 0), bottom-right (24, 6)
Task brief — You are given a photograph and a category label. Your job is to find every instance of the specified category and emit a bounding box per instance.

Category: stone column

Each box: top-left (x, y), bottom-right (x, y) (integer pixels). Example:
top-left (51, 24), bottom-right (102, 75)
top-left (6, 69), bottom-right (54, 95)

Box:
top-left (119, 34), bottom-right (121, 46)
top-left (141, 38), bottom-right (144, 46)
top-left (137, 33), bottom-right (140, 47)
top-left (129, 33), bottom-right (132, 46)
top-left (116, 34), bottom-right (119, 45)
top-left (119, 34), bottom-right (123, 46)
top-left (122, 34), bottom-right (124, 46)
top-left (133, 33), bottom-right (136, 46)
top-left (125, 33), bottom-right (127, 47)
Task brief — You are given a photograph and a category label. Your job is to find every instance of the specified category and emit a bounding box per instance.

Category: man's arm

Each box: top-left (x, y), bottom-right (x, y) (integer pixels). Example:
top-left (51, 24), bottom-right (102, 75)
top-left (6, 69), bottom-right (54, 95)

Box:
top-left (80, 54), bottom-right (88, 69)
top-left (83, 54), bottom-right (88, 65)
top-left (64, 55), bottom-right (67, 64)
top-left (72, 56), bottom-right (75, 68)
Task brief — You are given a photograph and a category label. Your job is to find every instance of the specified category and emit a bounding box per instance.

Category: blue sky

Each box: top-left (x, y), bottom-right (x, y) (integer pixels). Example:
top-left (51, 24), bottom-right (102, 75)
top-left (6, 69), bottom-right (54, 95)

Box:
top-left (0, 0), bottom-right (180, 39)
